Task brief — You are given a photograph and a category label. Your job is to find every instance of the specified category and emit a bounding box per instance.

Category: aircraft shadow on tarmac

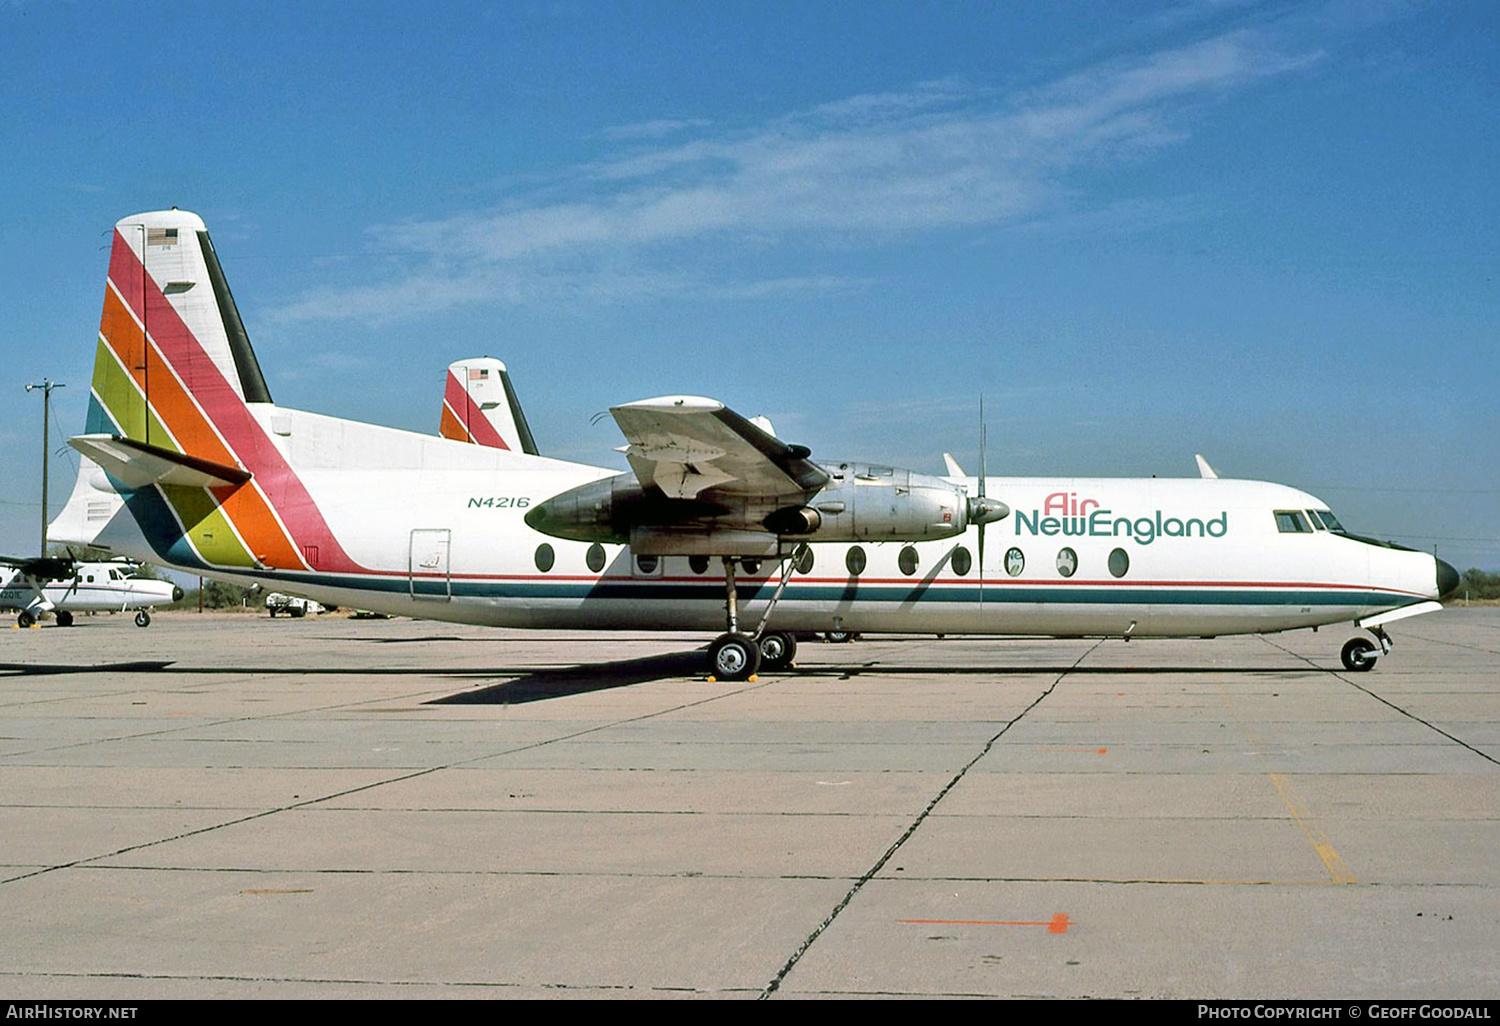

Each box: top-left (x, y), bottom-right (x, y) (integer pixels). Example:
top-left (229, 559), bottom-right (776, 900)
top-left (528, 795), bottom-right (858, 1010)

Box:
top-left (0, 654), bottom-right (1337, 707)
top-left (429, 650), bottom-right (707, 704)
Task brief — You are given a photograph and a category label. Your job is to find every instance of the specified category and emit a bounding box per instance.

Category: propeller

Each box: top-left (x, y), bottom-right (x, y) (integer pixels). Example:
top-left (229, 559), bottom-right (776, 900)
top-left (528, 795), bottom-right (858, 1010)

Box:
top-left (964, 397), bottom-right (1009, 573)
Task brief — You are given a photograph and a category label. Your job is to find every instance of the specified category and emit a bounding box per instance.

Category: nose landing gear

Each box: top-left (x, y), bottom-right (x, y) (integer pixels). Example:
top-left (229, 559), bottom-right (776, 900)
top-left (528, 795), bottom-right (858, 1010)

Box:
top-left (1340, 626), bottom-right (1392, 672)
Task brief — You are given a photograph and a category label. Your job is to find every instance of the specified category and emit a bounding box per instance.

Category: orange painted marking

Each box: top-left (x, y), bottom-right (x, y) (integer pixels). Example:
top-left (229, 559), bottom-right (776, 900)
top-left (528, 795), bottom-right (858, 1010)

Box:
top-left (99, 297), bottom-right (305, 570)
top-left (898, 914), bottom-right (1072, 934)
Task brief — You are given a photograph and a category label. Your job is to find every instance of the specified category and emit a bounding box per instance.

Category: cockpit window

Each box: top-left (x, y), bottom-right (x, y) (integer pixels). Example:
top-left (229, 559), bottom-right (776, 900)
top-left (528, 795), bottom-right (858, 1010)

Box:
top-left (1274, 510), bottom-right (1312, 533)
top-left (1313, 510), bottom-right (1345, 533)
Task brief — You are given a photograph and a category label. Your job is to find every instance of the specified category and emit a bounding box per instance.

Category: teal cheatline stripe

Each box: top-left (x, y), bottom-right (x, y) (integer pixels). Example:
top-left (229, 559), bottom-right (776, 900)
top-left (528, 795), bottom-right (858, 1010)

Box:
top-left (209, 570), bottom-right (1414, 611)
top-left (116, 482), bottom-right (209, 572)
top-left (85, 394), bottom-right (116, 435)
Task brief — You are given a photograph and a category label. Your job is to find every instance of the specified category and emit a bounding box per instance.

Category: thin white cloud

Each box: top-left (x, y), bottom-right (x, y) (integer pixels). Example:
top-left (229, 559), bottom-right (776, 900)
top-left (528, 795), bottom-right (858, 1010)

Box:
top-left (603, 118), bottom-right (712, 140)
top-left (272, 30), bottom-right (1321, 325)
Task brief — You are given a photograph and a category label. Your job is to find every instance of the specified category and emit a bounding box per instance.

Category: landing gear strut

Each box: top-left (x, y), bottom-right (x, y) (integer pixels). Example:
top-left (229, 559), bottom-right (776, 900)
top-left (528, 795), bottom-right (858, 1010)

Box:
top-left (708, 556), bottom-right (760, 681)
top-left (707, 550), bottom-right (801, 681)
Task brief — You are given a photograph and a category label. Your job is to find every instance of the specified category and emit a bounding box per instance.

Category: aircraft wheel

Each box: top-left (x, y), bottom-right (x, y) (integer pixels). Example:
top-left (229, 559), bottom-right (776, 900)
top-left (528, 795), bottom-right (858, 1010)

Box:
top-left (290, 607), bottom-right (305, 619)
top-left (1341, 638), bottom-right (1377, 672)
top-left (17, 610), bottom-right (36, 629)
top-left (708, 633), bottom-right (761, 681)
top-left (758, 631), bottom-right (797, 672)
top-left (55, 611), bottom-right (74, 628)
top-left (823, 630), bottom-right (853, 644)
top-left (134, 611), bottom-right (151, 628)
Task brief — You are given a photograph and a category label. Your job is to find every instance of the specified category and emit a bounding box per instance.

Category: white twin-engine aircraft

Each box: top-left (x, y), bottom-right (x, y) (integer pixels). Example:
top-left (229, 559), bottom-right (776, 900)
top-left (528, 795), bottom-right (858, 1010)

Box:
top-left (49, 210), bottom-right (1457, 679)
top-left (1, 555), bottom-right (182, 628)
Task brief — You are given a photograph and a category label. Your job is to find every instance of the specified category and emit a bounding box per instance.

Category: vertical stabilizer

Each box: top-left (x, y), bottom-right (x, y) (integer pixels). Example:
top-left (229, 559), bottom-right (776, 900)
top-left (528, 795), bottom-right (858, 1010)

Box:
top-left (438, 357), bottom-right (539, 454)
top-left (54, 209), bottom-right (360, 577)
top-left (90, 211), bottom-right (271, 444)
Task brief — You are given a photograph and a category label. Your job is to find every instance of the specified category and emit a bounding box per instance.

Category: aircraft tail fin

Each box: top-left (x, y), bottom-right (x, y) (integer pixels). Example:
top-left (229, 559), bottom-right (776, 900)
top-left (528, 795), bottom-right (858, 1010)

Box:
top-left (86, 210), bottom-right (272, 447)
top-left (50, 210), bottom-right (355, 576)
top-left (438, 357), bottom-right (539, 454)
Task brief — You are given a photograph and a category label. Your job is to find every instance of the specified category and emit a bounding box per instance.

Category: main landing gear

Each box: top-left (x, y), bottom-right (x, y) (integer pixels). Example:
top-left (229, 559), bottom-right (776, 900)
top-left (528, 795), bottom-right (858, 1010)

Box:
top-left (1340, 626), bottom-right (1391, 672)
top-left (707, 553), bottom-right (800, 681)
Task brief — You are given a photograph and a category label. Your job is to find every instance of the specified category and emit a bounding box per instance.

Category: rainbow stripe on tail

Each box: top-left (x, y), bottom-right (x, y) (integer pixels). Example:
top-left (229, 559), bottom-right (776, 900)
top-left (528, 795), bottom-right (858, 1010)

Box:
top-left (58, 210), bottom-right (362, 575)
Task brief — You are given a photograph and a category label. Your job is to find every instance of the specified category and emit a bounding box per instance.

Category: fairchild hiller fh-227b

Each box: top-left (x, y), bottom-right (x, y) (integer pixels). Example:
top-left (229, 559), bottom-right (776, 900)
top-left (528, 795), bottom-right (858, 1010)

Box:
top-left (48, 210), bottom-right (1457, 678)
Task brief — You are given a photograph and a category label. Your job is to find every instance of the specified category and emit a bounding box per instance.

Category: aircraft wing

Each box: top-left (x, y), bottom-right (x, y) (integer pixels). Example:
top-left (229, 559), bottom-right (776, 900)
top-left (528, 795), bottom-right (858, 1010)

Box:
top-left (611, 397), bottom-right (828, 502)
top-left (0, 555), bottom-right (75, 583)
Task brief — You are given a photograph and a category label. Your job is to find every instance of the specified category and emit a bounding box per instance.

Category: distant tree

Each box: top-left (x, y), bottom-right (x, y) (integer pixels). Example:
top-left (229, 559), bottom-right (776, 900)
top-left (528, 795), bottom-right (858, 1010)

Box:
top-left (197, 579), bottom-right (256, 609)
top-left (1460, 568), bottom-right (1500, 600)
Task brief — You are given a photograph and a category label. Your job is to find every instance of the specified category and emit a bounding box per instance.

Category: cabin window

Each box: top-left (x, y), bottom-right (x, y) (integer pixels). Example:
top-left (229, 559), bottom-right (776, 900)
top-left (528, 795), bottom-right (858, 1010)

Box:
top-left (689, 555), bottom-right (710, 575)
top-left (898, 546), bottom-right (919, 576)
top-left (1056, 547), bottom-right (1077, 578)
top-left (741, 558), bottom-right (761, 575)
top-left (534, 544), bottom-right (555, 572)
top-left (586, 543), bottom-right (606, 573)
top-left (794, 545), bottom-right (814, 575)
top-left (1004, 547), bottom-right (1025, 577)
top-left (635, 554), bottom-right (659, 575)
top-left (951, 546), bottom-right (972, 577)
top-left (846, 546), bottom-right (866, 577)
top-left (1108, 547), bottom-right (1130, 578)
top-left (1274, 511), bottom-right (1312, 533)
top-left (86, 575), bottom-right (95, 583)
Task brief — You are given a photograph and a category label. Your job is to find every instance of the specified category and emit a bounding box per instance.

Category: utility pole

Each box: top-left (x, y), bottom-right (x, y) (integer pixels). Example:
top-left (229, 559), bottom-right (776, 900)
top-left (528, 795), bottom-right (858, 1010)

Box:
top-left (24, 379), bottom-right (64, 555)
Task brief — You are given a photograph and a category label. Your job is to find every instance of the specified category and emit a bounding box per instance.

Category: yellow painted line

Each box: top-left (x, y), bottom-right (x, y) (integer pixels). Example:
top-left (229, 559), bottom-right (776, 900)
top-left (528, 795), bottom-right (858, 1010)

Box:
top-left (1217, 685), bottom-right (1356, 885)
top-left (1269, 772), bottom-right (1356, 884)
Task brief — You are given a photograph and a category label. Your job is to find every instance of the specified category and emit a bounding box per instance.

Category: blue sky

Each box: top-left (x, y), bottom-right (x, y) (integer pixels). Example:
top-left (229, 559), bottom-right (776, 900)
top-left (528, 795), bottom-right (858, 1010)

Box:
top-left (2, 0), bottom-right (1496, 570)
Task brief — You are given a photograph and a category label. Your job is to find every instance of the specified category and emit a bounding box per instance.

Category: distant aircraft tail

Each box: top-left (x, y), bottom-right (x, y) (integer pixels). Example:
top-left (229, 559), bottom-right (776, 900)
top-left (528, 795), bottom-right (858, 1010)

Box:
top-left (439, 357), bottom-right (539, 454)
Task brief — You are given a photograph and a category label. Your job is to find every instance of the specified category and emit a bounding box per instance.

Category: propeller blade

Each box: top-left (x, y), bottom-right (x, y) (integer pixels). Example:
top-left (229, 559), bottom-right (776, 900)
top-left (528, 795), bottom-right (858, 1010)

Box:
top-left (978, 398), bottom-right (987, 573)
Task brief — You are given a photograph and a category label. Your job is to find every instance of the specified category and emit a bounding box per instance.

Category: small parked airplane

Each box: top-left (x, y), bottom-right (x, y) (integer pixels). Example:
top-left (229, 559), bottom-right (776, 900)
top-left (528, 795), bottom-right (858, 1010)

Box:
top-left (0, 554), bottom-right (182, 627)
top-left (48, 210), bottom-right (1458, 677)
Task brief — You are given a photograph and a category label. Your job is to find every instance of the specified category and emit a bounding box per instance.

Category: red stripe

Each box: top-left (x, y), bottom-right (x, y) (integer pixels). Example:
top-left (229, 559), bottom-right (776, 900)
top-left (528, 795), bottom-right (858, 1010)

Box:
top-left (445, 370), bottom-right (508, 449)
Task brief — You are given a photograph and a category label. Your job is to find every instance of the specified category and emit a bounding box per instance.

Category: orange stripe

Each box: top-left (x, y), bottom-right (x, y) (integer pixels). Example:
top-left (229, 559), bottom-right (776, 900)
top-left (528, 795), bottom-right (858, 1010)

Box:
top-left (99, 289), bottom-right (304, 570)
top-left (100, 287), bottom-right (147, 387)
top-left (439, 405), bottom-right (473, 443)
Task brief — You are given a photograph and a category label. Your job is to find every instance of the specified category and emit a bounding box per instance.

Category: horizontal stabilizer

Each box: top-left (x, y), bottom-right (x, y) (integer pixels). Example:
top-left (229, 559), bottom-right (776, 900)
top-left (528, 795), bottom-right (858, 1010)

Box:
top-left (69, 434), bottom-right (252, 491)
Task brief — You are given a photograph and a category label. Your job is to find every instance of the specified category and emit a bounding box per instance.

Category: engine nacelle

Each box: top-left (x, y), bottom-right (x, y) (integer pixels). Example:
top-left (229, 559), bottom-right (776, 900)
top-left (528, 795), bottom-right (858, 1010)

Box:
top-left (525, 461), bottom-right (1008, 551)
top-left (777, 462), bottom-right (1001, 541)
top-left (523, 474), bottom-right (727, 544)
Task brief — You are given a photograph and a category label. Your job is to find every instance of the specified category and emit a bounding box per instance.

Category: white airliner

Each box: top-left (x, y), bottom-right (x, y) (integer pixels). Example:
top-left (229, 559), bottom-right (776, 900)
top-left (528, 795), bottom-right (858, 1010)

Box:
top-left (48, 210), bottom-right (1457, 678)
top-left (0, 555), bottom-right (182, 628)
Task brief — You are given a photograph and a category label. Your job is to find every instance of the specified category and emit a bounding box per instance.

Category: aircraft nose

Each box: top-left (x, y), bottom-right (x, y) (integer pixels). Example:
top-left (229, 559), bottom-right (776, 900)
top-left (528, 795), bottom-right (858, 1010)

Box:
top-left (1436, 558), bottom-right (1460, 599)
top-left (172, 585), bottom-right (185, 603)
